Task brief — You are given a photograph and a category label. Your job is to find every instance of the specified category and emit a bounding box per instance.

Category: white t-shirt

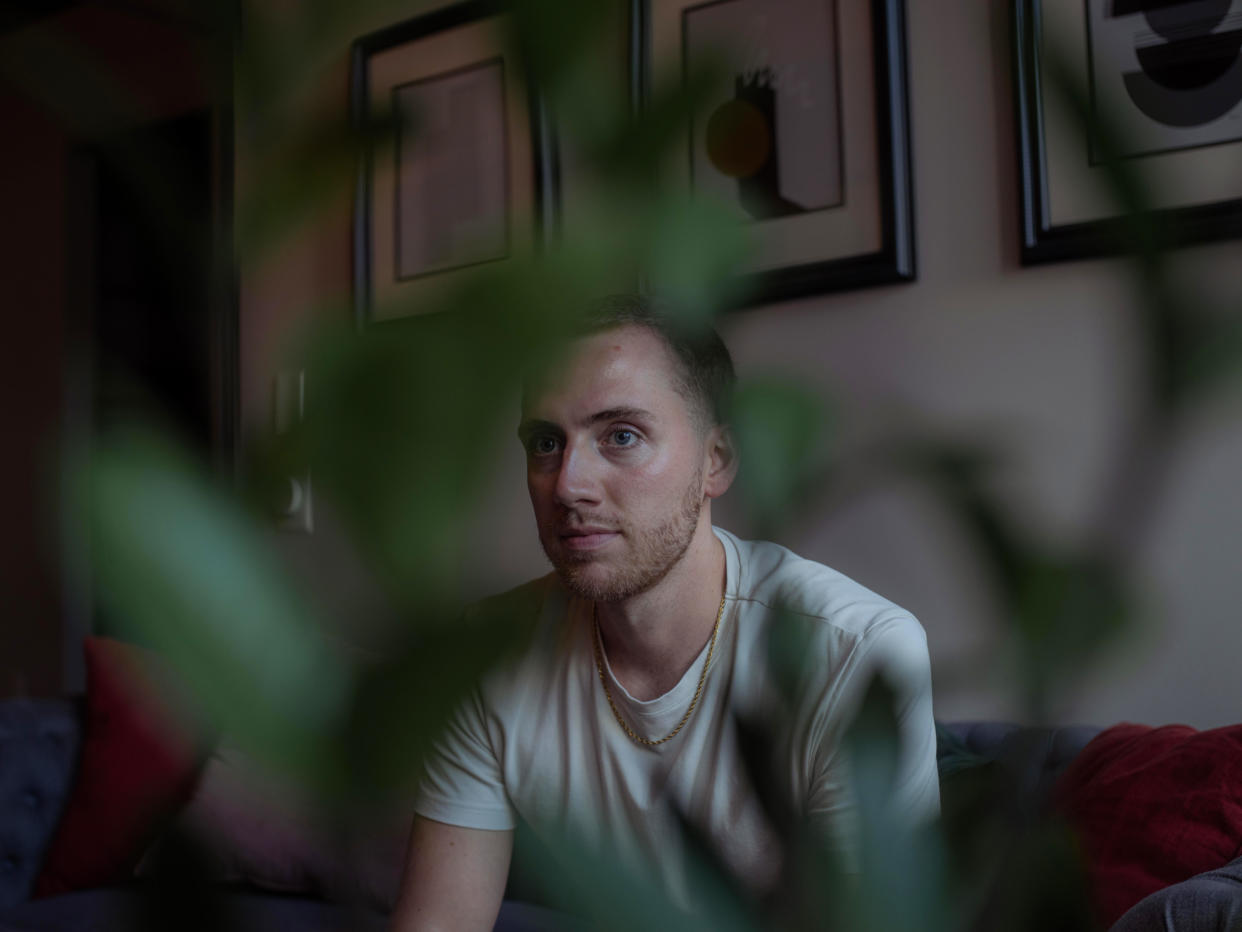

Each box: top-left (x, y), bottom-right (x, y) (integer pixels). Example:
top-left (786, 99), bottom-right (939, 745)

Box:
top-left (415, 528), bottom-right (939, 903)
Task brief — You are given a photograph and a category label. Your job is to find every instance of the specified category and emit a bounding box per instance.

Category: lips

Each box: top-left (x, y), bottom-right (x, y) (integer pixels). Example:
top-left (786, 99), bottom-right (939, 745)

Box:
top-left (559, 526), bottom-right (620, 551)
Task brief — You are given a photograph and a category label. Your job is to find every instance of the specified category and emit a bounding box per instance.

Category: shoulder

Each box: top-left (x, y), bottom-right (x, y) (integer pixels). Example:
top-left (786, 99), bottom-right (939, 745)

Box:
top-left (717, 528), bottom-right (927, 656)
top-left (716, 532), bottom-right (934, 762)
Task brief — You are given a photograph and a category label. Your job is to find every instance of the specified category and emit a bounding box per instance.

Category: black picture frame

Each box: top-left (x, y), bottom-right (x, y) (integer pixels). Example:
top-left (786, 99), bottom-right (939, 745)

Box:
top-left (351, 1), bottom-right (558, 326)
top-left (1013, 0), bottom-right (1242, 266)
top-left (633, 0), bottom-right (916, 306)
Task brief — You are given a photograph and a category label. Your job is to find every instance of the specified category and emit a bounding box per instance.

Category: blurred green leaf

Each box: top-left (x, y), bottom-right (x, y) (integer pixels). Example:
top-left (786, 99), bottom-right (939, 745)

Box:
top-left (878, 437), bottom-right (1022, 589)
top-left (235, 111), bottom-right (394, 259)
top-left (1042, 45), bottom-right (1226, 414)
top-left (1182, 314), bottom-right (1242, 402)
top-left (510, 0), bottom-right (616, 95)
top-left (762, 608), bottom-right (821, 713)
top-left (641, 197), bottom-right (752, 314)
top-left (966, 819), bottom-right (1094, 932)
top-left (236, 0), bottom-right (433, 133)
top-left (343, 593), bottom-right (540, 799)
top-left (0, 24), bottom-right (156, 135)
top-left (731, 378), bottom-right (830, 533)
top-left (77, 426), bottom-right (351, 794)
top-left (588, 54), bottom-right (728, 194)
top-left (514, 820), bottom-right (723, 932)
top-left (285, 265), bottom-right (608, 607)
top-left (842, 676), bottom-right (950, 932)
top-left (1012, 555), bottom-right (1130, 716)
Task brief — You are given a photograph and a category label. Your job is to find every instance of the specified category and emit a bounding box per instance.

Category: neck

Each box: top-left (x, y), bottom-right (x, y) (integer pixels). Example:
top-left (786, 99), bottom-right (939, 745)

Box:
top-left (595, 516), bottom-right (726, 701)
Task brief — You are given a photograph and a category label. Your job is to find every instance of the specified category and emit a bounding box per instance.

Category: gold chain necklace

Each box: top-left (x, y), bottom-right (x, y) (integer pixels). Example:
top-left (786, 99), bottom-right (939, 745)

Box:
top-left (592, 593), bottom-right (726, 747)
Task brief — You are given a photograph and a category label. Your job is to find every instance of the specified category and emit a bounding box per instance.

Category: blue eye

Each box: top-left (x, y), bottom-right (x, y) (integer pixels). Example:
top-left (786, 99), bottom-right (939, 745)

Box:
top-left (610, 429), bottom-right (636, 446)
top-left (530, 435), bottom-right (559, 456)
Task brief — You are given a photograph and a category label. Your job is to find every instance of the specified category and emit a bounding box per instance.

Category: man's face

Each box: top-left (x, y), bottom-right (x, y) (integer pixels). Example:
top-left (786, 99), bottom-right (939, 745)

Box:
top-left (519, 325), bottom-right (712, 602)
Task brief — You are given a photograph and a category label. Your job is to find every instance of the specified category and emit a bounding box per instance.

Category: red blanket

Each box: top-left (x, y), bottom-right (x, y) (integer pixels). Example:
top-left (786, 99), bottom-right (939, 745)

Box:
top-left (1054, 723), bottom-right (1242, 927)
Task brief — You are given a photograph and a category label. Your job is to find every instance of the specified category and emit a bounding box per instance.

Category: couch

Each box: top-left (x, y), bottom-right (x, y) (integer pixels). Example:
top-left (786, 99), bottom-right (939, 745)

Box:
top-left (0, 692), bottom-right (586, 932)
top-left (938, 721), bottom-right (1242, 931)
top-left (4, 696), bottom-right (1241, 931)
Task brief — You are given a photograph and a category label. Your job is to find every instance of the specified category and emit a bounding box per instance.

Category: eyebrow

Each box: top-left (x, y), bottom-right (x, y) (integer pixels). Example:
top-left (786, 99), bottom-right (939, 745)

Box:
top-left (586, 407), bottom-right (654, 426)
top-left (517, 407), bottom-right (655, 442)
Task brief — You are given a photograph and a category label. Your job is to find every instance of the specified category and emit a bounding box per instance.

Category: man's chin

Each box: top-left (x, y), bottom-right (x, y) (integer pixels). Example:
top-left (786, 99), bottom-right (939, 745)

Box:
top-left (555, 558), bottom-right (668, 604)
top-left (554, 562), bottom-right (626, 603)
top-left (554, 559), bottom-right (603, 589)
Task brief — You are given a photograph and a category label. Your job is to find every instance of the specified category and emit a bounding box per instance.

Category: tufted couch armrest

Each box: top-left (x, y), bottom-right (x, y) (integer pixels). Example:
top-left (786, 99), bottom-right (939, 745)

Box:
top-left (0, 698), bottom-right (82, 910)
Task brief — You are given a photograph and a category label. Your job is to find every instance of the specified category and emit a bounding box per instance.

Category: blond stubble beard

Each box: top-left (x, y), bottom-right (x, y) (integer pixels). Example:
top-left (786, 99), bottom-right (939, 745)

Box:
top-left (545, 470), bottom-right (705, 603)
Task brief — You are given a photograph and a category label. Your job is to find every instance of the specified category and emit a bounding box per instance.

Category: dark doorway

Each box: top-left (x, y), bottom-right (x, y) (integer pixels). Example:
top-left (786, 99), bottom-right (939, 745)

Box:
top-left (89, 109), bottom-right (215, 455)
top-left (64, 105), bottom-right (235, 658)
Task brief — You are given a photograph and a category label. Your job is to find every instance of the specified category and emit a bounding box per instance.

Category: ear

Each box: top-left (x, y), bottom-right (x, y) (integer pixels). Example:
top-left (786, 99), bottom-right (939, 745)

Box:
top-left (702, 425), bottom-right (738, 500)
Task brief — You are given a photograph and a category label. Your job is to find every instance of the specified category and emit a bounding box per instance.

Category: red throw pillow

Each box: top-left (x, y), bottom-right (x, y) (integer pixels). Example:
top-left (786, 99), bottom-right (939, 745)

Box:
top-left (33, 636), bottom-right (211, 897)
top-left (1054, 722), bottom-right (1242, 928)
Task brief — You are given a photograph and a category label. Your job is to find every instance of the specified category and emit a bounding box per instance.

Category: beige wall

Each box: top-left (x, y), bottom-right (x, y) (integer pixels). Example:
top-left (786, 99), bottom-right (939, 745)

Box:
top-left (720, 1), bottom-right (1242, 727)
top-left (239, 1), bottom-right (1242, 726)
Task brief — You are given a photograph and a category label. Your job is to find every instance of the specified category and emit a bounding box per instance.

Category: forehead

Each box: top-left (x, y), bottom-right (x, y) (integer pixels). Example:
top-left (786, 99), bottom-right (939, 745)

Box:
top-left (522, 325), bottom-right (688, 419)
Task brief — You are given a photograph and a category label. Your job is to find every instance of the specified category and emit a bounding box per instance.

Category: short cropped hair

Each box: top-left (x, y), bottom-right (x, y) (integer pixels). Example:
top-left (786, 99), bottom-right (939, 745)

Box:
top-left (583, 294), bottom-right (735, 430)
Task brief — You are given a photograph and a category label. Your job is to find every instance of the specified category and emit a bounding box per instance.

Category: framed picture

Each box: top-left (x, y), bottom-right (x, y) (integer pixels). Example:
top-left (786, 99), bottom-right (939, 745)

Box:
top-left (635, 0), bottom-right (916, 304)
top-left (1014, 0), bottom-right (1242, 264)
top-left (351, 1), bottom-right (557, 324)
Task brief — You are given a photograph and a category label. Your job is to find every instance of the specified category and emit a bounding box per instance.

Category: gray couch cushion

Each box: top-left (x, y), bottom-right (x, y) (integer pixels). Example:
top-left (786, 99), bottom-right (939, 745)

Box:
top-left (0, 700), bottom-right (80, 910)
top-left (1108, 855), bottom-right (1242, 932)
top-left (938, 720), bottom-right (1101, 802)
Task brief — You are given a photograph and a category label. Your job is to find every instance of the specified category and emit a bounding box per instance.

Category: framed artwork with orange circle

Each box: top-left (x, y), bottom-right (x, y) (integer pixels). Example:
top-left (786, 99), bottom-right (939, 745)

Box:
top-left (635, 0), bottom-right (916, 304)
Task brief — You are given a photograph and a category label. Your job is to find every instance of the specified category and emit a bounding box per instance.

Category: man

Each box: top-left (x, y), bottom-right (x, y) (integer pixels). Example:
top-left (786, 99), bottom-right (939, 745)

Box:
top-left (392, 295), bottom-right (938, 931)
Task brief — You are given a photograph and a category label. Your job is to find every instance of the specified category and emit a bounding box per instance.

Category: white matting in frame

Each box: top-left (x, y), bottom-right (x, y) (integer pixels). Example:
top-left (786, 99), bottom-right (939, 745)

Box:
top-left (393, 60), bottom-right (509, 280)
top-left (357, 9), bottom-right (537, 323)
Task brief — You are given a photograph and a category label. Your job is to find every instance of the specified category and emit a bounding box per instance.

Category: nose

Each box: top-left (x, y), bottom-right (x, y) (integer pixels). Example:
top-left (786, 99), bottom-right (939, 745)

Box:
top-left (553, 440), bottom-right (602, 508)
